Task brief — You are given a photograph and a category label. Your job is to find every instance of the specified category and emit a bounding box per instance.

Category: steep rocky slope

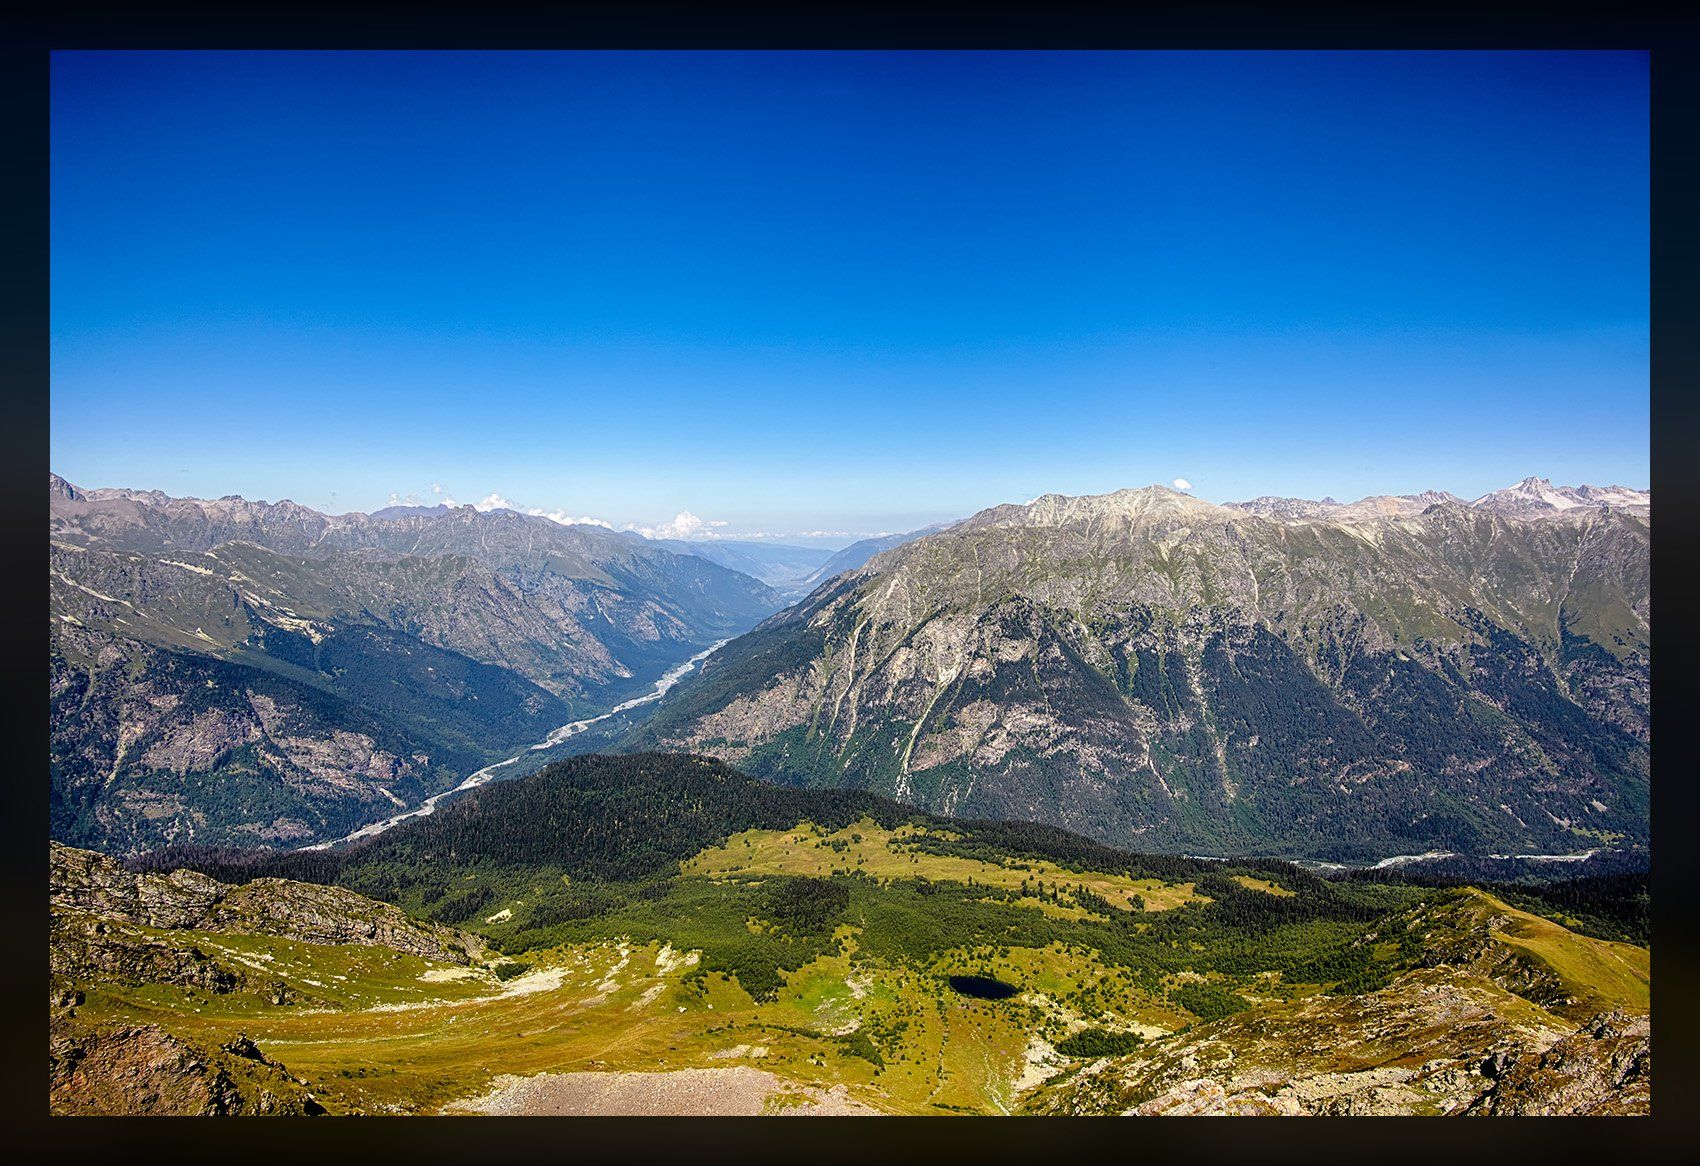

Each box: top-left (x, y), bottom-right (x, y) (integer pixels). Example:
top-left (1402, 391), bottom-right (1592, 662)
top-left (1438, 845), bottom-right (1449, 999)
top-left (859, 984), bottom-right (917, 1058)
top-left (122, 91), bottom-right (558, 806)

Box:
top-left (631, 485), bottom-right (1648, 861)
top-left (50, 475), bottom-right (784, 853)
top-left (51, 842), bottom-right (487, 965)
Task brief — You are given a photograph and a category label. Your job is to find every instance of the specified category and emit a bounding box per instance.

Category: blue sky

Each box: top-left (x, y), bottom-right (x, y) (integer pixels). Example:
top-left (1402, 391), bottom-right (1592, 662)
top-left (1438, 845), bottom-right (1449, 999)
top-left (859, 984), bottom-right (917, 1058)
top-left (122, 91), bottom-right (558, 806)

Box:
top-left (51, 50), bottom-right (1648, 544)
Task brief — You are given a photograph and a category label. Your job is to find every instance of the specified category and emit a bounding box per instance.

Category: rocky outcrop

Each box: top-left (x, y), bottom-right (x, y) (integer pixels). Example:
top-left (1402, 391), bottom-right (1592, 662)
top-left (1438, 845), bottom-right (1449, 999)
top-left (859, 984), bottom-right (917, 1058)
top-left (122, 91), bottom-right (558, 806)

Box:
top-left (1023, 966), bottom-right (1648, 1117)
top-left (1465, 1010), bottom-right (1650, 1115)
top-left (49, 1023), bottom-right (325, 1116)
top-left (51, 842), bottom-right (487, 965)
top-left (51, 911), bottom-right (241, 993)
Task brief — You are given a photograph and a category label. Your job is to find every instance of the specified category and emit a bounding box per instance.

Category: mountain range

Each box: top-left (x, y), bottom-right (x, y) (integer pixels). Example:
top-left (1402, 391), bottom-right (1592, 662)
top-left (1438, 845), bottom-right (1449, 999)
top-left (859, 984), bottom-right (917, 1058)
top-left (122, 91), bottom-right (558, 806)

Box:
top-left (628, 483), bottom-right (1649, 863)
top-left (50, 474), bottom-right (784, 854)
top-left (1223, 477), bottom-right (1649, 523)
top-left (49, 473), bottom-right (1650, 866)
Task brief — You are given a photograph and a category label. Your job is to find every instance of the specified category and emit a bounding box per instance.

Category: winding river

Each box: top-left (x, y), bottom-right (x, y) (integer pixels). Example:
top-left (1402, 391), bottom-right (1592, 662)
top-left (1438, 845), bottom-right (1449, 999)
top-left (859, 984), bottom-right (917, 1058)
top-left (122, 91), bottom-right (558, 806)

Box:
top-left (298, 639), bottom-right (728, 852)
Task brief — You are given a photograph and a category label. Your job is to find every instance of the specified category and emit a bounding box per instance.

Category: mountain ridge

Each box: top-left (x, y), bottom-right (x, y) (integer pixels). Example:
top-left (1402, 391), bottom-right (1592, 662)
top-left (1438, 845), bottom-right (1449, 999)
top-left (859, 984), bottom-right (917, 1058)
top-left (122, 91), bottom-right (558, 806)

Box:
top-left (624, 482), bottom-right (1649, 863)
top-left (50, 475), bottom-right (787, 856)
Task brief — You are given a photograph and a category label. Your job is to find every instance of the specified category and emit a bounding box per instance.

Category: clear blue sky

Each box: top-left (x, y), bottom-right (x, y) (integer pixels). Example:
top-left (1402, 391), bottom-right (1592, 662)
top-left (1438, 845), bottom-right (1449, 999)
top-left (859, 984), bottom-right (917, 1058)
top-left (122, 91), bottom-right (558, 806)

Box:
top-left (51, 50), bottom-right (1648, 542)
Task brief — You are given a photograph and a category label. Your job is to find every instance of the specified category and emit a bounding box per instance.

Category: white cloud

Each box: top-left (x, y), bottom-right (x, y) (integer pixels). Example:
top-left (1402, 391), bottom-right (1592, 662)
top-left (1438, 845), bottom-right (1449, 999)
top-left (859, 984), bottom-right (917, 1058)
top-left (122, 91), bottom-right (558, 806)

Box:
top-left (527, 507), bottom-right (613, 529)
top-left (1172, 478), bottom-right (1193, 491)
top-left (633, 510), bottom-right (728, 541)
top-left (424, 486), bottom-right (617, 527)
top-left (396, 493), bottom-right (882, 544)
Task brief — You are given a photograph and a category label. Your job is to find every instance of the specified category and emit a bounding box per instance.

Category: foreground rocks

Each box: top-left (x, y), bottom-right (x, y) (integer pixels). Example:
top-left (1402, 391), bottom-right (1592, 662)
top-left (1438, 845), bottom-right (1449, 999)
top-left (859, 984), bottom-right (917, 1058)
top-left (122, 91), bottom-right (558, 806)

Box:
top-left (1464, 1011), bottom-right (1650, 1116)
top-left (49, 1023), bottom-right (325, 1116)
top-left (48, 841), bottom-right (497, 1115)
top-left (51, 842), bottom-right (487, 964)
top-left (1022, 967), bottom-right (1649, 1117)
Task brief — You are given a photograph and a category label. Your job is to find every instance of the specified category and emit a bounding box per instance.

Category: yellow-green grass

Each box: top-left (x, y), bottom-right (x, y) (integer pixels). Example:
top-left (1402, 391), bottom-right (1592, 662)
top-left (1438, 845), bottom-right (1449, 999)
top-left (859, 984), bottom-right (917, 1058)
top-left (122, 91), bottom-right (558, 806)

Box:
top-left (61, 877), bottom-right (1647, 1116)
top-left (933, 941), bottom-right (1187, 1034)
top-left (73, 938), bottom-right (718, 1114)
top-left (61, 915), bottom-right (501, 1013)
top-left (683, 817), bottom-right (1207, 913)
top-left (1466, 890), bottom-right (1649, 1014)
top-left (976, 894), bottom-right (1108, 923)
top-left (1230, 875), bottom-right (1296, 897)
top-left (70, 920), bottom-right (1182, 1116)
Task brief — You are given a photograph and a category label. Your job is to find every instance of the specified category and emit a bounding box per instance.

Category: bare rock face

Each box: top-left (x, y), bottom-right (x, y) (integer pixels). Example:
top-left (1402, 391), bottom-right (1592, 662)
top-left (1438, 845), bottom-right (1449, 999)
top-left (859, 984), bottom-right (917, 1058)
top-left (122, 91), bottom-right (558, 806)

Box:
top-left (52, 841), bottom-right (225, 928)
top-left (1465, 1011), bottom-right (1650, 1116)
top-left (51, 911), bottom-right (240, 993)
top-left (49, 1023), bottom-right (325, 1116)
top-left (50, 842), bottom-right (486, 965)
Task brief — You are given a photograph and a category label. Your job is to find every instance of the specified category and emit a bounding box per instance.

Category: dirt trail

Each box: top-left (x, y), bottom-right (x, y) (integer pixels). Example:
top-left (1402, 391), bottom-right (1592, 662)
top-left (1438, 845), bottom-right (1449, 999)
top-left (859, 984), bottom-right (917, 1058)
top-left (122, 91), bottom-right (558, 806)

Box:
top-left (454, 1066), bottom-right (882, 1116)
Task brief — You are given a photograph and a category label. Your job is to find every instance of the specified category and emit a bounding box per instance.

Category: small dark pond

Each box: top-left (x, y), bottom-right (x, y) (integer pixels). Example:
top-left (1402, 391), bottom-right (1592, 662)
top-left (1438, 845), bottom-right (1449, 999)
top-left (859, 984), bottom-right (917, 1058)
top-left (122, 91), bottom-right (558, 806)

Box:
top-left (947, 974), bottom-right (1019, 1000)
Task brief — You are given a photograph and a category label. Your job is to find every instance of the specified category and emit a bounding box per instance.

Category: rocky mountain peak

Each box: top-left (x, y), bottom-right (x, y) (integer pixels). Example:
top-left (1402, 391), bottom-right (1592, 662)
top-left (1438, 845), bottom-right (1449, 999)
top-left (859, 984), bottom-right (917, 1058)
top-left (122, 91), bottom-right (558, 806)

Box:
top-left (635, 468), bottom-right (1648, 861)
top-left (1225, 490), bottom-right (1474, 524)
top-left (966, 485), bottom-right (1237, 533)
top-left (1472, 478), bottom-right (1649, 516)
